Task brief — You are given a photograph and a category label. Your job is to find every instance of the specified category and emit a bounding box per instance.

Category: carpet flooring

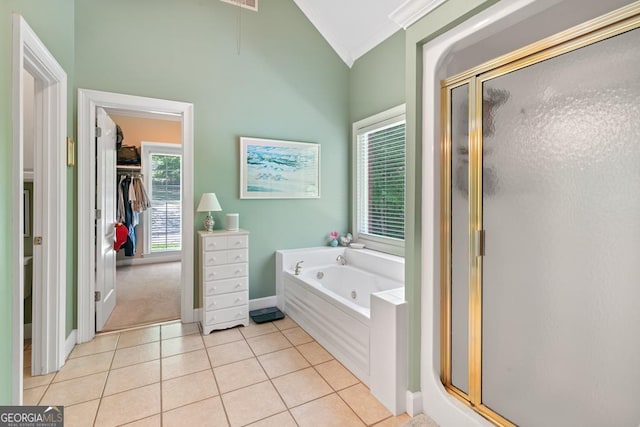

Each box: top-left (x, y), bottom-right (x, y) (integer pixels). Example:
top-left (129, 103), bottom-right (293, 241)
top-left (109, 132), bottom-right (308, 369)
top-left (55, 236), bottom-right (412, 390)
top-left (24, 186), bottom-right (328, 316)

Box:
top-left (103, 262), bottom-right (181, 331)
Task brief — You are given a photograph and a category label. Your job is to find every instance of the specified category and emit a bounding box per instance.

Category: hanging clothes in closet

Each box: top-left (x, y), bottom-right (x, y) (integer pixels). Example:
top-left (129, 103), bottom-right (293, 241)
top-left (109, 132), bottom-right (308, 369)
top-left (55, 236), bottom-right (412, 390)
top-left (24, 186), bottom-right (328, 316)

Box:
top-left (116, 171), bottom-right (151, 256)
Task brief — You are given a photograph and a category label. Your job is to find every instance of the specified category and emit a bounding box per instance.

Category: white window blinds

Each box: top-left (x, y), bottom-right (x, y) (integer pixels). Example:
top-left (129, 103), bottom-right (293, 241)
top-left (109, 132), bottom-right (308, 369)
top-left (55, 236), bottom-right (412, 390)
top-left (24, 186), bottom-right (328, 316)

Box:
top-left (356, 118), bottom-right (406, 243)
top-left (149, 153), bottom-right (182, 252)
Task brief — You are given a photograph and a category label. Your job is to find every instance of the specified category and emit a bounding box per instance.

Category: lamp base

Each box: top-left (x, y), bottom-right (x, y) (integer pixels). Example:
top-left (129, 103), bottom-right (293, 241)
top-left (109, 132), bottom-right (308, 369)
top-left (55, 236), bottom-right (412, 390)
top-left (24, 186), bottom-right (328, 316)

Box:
top-left (203, 214), bottom-right (215, 232)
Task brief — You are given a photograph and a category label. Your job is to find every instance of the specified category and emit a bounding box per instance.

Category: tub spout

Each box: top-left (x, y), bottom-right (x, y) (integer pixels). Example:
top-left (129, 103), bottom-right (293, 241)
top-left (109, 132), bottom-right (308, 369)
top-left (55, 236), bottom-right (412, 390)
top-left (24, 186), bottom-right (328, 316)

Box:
top-left (336, 255), bottom-right (346, 265)
top-left (295, 261), bottom-right (304, 275)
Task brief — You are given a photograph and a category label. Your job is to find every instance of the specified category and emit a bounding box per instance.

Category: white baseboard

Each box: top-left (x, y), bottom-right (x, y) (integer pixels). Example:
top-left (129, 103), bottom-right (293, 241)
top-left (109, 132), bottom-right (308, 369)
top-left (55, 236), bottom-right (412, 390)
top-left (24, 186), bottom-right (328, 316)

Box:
top-left (116, 253), bottom-right (181, 267)
top-left (193, 308), bottom-right (202, 323)
top-left (65, 329), bottom-right (77, 360)
top-left (406, 390), bottom-right (423, 417)
top-left (249, 296), bottom-right (278, 311)
top-left (24, 323), bottom-right (32, 340)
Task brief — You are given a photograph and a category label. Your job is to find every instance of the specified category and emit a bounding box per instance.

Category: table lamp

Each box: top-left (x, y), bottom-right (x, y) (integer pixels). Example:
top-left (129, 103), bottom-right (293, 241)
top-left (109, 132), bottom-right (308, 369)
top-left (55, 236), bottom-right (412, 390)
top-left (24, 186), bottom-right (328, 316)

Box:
top-left (197, 193), bottom-right (222, 232)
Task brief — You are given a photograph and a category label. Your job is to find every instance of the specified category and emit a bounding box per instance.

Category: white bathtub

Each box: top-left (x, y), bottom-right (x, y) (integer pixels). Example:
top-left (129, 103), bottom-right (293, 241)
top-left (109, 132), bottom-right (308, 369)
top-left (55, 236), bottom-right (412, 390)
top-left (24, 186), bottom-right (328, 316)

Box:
top-left (276, 246), bottom-right (405, 406)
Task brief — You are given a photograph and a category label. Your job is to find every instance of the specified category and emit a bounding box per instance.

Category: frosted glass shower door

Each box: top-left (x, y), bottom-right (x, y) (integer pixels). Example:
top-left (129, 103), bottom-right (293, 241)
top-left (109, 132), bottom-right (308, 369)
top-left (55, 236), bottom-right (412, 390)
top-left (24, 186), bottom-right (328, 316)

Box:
top-left (481, 27), bottom-right (640, 426)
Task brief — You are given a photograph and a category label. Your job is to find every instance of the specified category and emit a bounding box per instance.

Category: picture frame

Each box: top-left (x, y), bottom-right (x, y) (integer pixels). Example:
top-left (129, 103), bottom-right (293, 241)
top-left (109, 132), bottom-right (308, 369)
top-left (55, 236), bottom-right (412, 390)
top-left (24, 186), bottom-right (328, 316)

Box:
top-left (239, 137), bottom-right (320, 199)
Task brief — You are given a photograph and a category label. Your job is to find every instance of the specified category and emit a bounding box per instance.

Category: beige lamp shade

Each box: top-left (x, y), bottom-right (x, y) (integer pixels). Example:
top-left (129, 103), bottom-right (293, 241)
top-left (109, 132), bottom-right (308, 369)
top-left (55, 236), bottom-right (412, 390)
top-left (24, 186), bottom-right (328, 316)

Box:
top-left (197, 193), bottom-right (222, 212)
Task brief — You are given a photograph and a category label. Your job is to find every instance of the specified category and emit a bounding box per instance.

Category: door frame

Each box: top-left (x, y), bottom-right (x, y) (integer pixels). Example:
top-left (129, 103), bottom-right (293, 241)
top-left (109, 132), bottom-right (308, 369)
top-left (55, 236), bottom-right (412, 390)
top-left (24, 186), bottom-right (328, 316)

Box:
top-left (77, 89), bottom-right (194, 343)
top-left (12, 14), bottom-right (67, 404)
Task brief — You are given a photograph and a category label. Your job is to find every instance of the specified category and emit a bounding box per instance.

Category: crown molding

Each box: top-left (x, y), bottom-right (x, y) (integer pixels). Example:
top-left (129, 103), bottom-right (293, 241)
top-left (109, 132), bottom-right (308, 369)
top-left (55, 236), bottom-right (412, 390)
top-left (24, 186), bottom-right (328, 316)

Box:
top-left (389, 0), bottom-right (447, 29)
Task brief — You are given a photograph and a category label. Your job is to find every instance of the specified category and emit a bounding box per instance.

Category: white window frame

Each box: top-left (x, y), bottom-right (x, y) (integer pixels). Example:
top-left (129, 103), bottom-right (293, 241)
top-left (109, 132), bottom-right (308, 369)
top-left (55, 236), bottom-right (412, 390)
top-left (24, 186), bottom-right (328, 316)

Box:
top-left (352, 104), bottom-right (406, 257)
top-left (141, 141), bottom-right (183, 256)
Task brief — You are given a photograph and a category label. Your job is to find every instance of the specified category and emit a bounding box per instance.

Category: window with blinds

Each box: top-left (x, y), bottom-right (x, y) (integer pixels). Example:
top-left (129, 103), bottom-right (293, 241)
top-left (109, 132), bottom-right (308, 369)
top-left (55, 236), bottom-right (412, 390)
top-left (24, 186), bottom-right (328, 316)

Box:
top-left (149, 152), bottom-right (182, 253)
top-left (353, 105), bottom-right (406, 256)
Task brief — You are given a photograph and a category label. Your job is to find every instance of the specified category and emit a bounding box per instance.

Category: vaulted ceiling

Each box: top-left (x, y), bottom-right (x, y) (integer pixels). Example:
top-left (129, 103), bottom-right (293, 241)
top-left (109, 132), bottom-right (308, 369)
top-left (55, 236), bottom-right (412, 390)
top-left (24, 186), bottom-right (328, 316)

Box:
top-left (291, 0), bottom-right (446, 67)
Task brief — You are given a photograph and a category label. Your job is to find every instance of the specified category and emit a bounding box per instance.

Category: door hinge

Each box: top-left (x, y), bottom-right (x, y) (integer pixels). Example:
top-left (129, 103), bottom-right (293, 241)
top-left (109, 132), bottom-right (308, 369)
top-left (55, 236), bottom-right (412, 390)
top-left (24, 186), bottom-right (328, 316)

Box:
top-left (95, 291), bottom-right (101, 302)
top-left (33, 236), bottom-right (43, 246)
top-left (96, 209), bottom-right (102, 220)
top-left (475, 229), bottom-right (485, 257)
top-left (95, 126), bottom-right (102, 137)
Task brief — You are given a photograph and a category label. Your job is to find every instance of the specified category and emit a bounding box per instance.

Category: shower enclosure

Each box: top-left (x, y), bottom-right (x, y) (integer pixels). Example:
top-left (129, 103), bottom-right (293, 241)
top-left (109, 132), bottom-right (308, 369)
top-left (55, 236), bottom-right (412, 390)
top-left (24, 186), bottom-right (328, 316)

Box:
top-left (440, 3), bottom-right (640, 425)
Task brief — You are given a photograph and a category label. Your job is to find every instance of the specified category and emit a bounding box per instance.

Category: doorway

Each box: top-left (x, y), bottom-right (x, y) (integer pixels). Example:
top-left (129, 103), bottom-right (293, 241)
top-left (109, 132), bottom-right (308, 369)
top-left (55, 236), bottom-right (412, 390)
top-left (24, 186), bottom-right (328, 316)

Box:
top-left (102, 111), bottom-right (184, 331)
top-left (12, 15), bottom-right (68, 404)
top-left (77, 90), bottom-right (194, 344)
top-left (439, 4), bottom-right (640, 425)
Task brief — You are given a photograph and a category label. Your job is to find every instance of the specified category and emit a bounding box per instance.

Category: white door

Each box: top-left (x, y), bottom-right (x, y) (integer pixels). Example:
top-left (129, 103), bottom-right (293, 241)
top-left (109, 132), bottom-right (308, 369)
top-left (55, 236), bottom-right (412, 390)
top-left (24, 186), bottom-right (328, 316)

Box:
top-left (95, 108), bottom-right (117, 331)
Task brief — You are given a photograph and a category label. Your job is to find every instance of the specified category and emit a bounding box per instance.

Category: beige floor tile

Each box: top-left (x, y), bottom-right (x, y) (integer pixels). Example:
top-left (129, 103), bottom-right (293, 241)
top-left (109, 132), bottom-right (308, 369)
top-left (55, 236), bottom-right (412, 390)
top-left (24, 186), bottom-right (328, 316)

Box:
top-left (162, 396), bottom-right (228, 427)
top-left (207, 340), bottom-right (254, 367)
top-left (121, 414), bottom-right (161, 426)
top-left (202, 327), bottom-right (244, 347)
top-left (104, 359), bottom-right (160, 396)
top-left (23, 385), bottom-right (47, 405)
top-left (117, 326), bottom-right (160, 349)
top-left (112, 342), bottom-right (160, 369)
top-left (53, 352), bottom-right (113, 383)
top-left (372, 413), bottom-right (412, 427)
top-left (40, 372), bottom-right (107, 407)
top-left (161, 321), bottom-right (199, 340)
top-left (296, 341), bottom-right (333, 365)
top-left (95, 383), bottom-right (160, 427)
top-left (290, 393), bottom-right (365, 427)
top-left (162, 369), bottom-right (219, 411)
top-left (246, 332), bottom-right (292, 356)
top-left (239, 322), bottom-right (278, 339)
top-left (214, 358), bottom-right (268, 394)
top-left (161, 349), bottom-right (210, 380)
top-left (281, 327), bottom-right (314, 346)
top-left (64, 399), bottom-right (100, 427)
top-left (69, 334), bottom-right (118, 359)
top-left (24, 350), bottom-right (31, 368)
top-left (257, 347), bottom-right (310, 378)
top-left (23, 367), bottom-right (55, 389)
top-left (272, 367), bottom-right (333, 408)
top-left (273, 316), bottom-right (298, 331)
top-left (339, 383), bottom-right (392, 425)
top-left (246, 411), bottom-right (297, 426)
top-left (315, 360), bottom-right (359, 391)
top-left (222, 381), bottom-right (286, 427)
top-left (161, 334), bottom-right (204, 357)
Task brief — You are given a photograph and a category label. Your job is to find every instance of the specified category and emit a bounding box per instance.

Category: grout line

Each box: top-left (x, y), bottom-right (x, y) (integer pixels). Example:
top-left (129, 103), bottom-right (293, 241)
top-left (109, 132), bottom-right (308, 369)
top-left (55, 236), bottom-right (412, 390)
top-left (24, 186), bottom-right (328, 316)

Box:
top-left (204, 328), bottom-right (231, 427)
top-left (159, 330), bottom-right (164, 427)
top-left (92, 330), bottom-right (121, 426)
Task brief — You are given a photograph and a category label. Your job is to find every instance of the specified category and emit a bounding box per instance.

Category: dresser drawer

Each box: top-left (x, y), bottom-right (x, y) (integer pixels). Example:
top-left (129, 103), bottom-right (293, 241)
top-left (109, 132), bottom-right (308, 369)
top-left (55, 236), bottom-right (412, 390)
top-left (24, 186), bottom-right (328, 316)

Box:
top-left (227, 235), bottom-right (248, 249)
top-left (226, 249), bottom-right (248, 264)
top-left (203, 263), bottom-right (248, 281)
top-left (203, 251), bottom-right (227, 266)
top-left (205, 291), bottom-right (248, 311)
top-left (204, 305), bottom-right (248, 326)
top-left (204, 277), bottom-right (248, 296)
top-left (203, 235), bottom-right (227, 251)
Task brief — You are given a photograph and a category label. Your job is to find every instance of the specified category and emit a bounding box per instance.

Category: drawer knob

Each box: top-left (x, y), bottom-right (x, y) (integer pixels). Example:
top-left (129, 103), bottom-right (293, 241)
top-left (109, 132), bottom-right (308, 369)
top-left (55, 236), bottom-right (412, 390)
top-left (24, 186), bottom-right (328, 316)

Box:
top-left (235, 284), bottom-right (241, 288)
top-left (235, 255), bottom-right (241, 260)
top-left (236, 313), bottom-right (243, 317)
top-left (213, 287), bottom-right (217, 290)
top-left (235, 270), bottom-right (241, 274)
top-left (235, 298), bottom-right (241, 303)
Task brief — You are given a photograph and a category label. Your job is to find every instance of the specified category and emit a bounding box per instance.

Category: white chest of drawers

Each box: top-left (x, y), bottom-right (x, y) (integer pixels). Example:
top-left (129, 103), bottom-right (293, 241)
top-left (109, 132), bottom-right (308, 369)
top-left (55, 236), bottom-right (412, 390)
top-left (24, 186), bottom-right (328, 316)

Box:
top-left (198, 230), bottom-right (249, 334)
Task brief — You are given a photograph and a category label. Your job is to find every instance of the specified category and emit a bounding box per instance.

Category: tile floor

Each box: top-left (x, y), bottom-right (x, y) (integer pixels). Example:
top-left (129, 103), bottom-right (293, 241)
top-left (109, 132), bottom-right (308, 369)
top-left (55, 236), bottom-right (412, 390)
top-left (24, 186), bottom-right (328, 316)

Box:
top-left (23, 317), bottom-right (413, 427)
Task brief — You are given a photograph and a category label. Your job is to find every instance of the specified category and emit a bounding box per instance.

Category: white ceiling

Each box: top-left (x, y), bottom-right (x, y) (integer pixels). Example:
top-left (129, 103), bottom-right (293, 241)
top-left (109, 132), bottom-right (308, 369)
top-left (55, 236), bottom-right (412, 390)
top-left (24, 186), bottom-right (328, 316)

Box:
top-left (291, 0), bottom-right (446, 67)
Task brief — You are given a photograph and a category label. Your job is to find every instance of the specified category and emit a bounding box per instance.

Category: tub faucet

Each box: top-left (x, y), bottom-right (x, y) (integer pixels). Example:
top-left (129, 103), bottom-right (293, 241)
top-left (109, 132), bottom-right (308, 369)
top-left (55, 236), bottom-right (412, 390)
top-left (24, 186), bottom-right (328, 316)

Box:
top-left (336, 255), bottom-right (347, 265)
top-left (294, 261), bottom-right (304, 275)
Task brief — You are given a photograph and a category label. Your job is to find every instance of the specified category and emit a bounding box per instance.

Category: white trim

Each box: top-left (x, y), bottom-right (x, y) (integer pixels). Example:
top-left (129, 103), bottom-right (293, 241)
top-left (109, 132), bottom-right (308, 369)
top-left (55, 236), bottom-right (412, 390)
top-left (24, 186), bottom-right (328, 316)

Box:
top-left (78, 89), bottom-right (195, 344)
top-left (249, 296), bottom-right (278, 311)
top-left (194, 308), bottom-right (202, 324)
top-left (291, 0), bottom-right (355, 66)
top-left (352, 104), bottom-right (406, 257)
top-left (116, 254), bottom-right (181, 267)
top-left (64, 330), bottom-right (77, 360)
top-left (141, 141), bottom-right (183, 256)
top-left (12, 14), bottom-right (67, 405)
top-left (406, 391), bottom-right (423, 417)
top-left (389, 0), bottom-right (447, 30)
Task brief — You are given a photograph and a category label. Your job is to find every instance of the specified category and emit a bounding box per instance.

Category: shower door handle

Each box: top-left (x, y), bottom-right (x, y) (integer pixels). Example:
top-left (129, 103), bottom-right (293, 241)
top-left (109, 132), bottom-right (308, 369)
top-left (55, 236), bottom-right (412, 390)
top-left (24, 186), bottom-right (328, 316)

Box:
top-left (475, 229), bottom-right (485, 257)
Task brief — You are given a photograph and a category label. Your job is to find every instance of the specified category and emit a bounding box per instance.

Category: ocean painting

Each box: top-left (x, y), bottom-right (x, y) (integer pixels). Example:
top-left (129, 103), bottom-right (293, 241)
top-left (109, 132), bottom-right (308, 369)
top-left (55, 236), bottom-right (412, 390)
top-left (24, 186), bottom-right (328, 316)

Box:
top-left (240, 137), bottom-right (320, 199)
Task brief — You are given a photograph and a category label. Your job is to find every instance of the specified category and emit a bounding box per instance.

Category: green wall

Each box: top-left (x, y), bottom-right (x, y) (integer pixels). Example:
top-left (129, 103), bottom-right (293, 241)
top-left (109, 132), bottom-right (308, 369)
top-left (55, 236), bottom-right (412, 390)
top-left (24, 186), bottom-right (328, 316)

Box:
top-left (75, 0), bottom-right (350, 301)
top-left (349, 30), bottom-right (406, 123)
top-left (0, 0), bottom-right (75, 404)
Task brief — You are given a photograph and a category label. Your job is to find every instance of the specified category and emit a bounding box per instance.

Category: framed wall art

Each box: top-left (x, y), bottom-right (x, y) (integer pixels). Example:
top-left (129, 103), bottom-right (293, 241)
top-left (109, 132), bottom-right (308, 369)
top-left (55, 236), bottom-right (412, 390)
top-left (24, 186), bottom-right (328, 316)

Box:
top-left (239, 137), bottom-right (320, 199)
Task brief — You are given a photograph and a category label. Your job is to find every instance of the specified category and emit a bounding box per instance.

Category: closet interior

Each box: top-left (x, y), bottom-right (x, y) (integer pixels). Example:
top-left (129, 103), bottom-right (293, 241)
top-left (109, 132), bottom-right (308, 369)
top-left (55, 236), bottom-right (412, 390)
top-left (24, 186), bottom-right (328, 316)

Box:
top-left (102, 111), bottom-right (183, 331)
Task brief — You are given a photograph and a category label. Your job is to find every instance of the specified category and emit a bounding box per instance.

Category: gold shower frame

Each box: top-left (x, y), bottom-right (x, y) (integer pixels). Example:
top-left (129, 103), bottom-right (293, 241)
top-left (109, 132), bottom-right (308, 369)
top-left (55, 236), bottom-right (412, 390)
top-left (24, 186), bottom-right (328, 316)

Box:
top-left (439, 3), bottom-right (640, 425)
